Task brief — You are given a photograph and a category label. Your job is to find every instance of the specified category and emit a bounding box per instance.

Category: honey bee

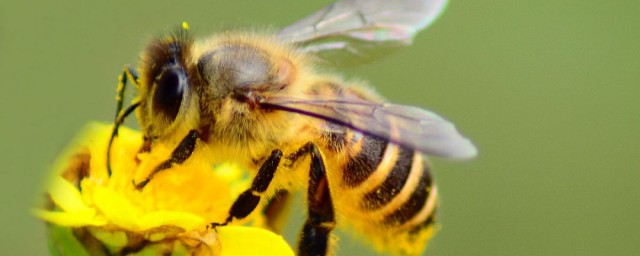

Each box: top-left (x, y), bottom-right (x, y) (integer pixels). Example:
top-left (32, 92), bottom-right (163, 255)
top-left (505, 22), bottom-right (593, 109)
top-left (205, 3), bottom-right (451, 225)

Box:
top-left (107, 0), bottom-right (477, 255)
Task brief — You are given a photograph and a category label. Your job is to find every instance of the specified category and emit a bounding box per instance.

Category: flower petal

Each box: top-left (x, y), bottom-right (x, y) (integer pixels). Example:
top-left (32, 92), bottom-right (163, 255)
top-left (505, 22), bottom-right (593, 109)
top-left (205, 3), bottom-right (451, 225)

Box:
top-left (217, 226), bottom-right (294, 256)
top-left (31, 209), bottom-right (106, 227)
top-left (48, 176), bottom-right (91, 213)
top-left (138, 211), bottom-right (205, 231)
top-left (92, 186), bottom-right (142, 230)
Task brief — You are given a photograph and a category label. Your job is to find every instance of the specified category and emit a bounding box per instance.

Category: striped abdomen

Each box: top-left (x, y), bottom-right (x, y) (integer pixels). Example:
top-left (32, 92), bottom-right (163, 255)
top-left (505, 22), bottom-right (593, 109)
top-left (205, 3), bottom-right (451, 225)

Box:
top-left (325, 128), bottom-right (438, 252)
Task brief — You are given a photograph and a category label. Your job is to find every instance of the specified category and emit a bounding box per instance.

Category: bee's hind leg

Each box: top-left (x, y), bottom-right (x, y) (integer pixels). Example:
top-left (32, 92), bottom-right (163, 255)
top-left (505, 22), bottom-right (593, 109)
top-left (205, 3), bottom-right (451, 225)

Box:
top-left (296, 142), bottom-right (335, 256)
top-left (209, 142), bottom-right (336, 256)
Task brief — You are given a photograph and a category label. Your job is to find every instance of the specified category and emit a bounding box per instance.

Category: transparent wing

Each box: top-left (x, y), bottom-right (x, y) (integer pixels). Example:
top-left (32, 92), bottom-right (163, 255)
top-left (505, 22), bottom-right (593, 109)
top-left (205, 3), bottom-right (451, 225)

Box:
top-left (277, 0), bottom-right (448, 67)
top-left (260, 96), bottom-right (477, 160)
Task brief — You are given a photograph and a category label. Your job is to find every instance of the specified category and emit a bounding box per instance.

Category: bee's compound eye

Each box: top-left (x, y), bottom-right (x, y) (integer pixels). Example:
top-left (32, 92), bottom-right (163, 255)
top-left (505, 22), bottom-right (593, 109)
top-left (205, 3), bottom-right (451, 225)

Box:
top-left (153, 67), bottom-right (186, 122)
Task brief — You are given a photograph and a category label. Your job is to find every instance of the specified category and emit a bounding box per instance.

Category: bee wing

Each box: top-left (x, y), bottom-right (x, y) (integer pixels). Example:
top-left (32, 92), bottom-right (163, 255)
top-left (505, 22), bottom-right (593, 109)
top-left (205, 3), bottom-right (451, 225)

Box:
top-left (277, 0), bottom-right (448, 67)
top-left (260, 96), bottom-right (477, 160)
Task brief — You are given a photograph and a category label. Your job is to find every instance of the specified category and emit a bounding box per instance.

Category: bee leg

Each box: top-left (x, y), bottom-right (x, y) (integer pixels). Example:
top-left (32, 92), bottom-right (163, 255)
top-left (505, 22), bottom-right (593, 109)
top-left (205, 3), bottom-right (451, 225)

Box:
top-left (133, 130), bottom-right (200, 190)
top-left (107, 66), bottom-right (140, 176)
top-left (209, 149), bottom-right (283, 228)
top-left (296, 143), bottom-right (335, 256)
top-left (113, 66), bottom-right (139, 125)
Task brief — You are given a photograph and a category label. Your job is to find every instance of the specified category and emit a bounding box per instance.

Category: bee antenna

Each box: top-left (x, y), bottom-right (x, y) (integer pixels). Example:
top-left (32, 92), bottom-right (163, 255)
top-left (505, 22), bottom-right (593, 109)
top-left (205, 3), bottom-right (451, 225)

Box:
top-left (171, 21), bottom-right (192, 45)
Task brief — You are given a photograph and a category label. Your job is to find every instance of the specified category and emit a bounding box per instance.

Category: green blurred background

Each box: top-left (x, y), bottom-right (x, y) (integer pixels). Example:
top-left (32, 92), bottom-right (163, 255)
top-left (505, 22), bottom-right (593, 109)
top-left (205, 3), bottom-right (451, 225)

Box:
top-left (1, 0), bottom-right (639, 255)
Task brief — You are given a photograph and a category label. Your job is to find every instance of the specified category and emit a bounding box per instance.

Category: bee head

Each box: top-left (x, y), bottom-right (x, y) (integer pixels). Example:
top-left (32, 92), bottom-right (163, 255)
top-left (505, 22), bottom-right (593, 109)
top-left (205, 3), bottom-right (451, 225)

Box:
top-left (138, 31), bottom-right (304, 148)
top-left (137, 26), bottom-right (199, 142)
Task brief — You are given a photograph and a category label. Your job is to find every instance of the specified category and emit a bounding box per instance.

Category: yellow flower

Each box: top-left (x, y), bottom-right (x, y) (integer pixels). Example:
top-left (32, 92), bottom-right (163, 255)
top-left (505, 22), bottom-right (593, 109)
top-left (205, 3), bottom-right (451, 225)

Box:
top-left (33, 123), bottom-right (293, 256)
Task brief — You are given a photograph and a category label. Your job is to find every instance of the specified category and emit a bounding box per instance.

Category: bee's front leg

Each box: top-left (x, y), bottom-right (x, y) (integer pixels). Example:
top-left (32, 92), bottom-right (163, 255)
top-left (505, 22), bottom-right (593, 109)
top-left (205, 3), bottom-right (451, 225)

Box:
top-left (133, 129), bottom-right (200, 190)
top-left (107, 66), bottom-right (140, 176)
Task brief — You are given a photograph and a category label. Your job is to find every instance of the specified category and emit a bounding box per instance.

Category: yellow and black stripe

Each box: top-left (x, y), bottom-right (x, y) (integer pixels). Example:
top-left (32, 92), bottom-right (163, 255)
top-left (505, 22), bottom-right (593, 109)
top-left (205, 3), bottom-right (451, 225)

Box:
top-left (327, 128), bottom-right (438, 248)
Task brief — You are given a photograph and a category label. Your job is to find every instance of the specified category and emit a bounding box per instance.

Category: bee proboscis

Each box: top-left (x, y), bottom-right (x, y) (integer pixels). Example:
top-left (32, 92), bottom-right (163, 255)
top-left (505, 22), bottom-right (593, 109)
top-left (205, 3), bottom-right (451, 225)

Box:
top-left (107, 0), bottom-right (476, 255)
